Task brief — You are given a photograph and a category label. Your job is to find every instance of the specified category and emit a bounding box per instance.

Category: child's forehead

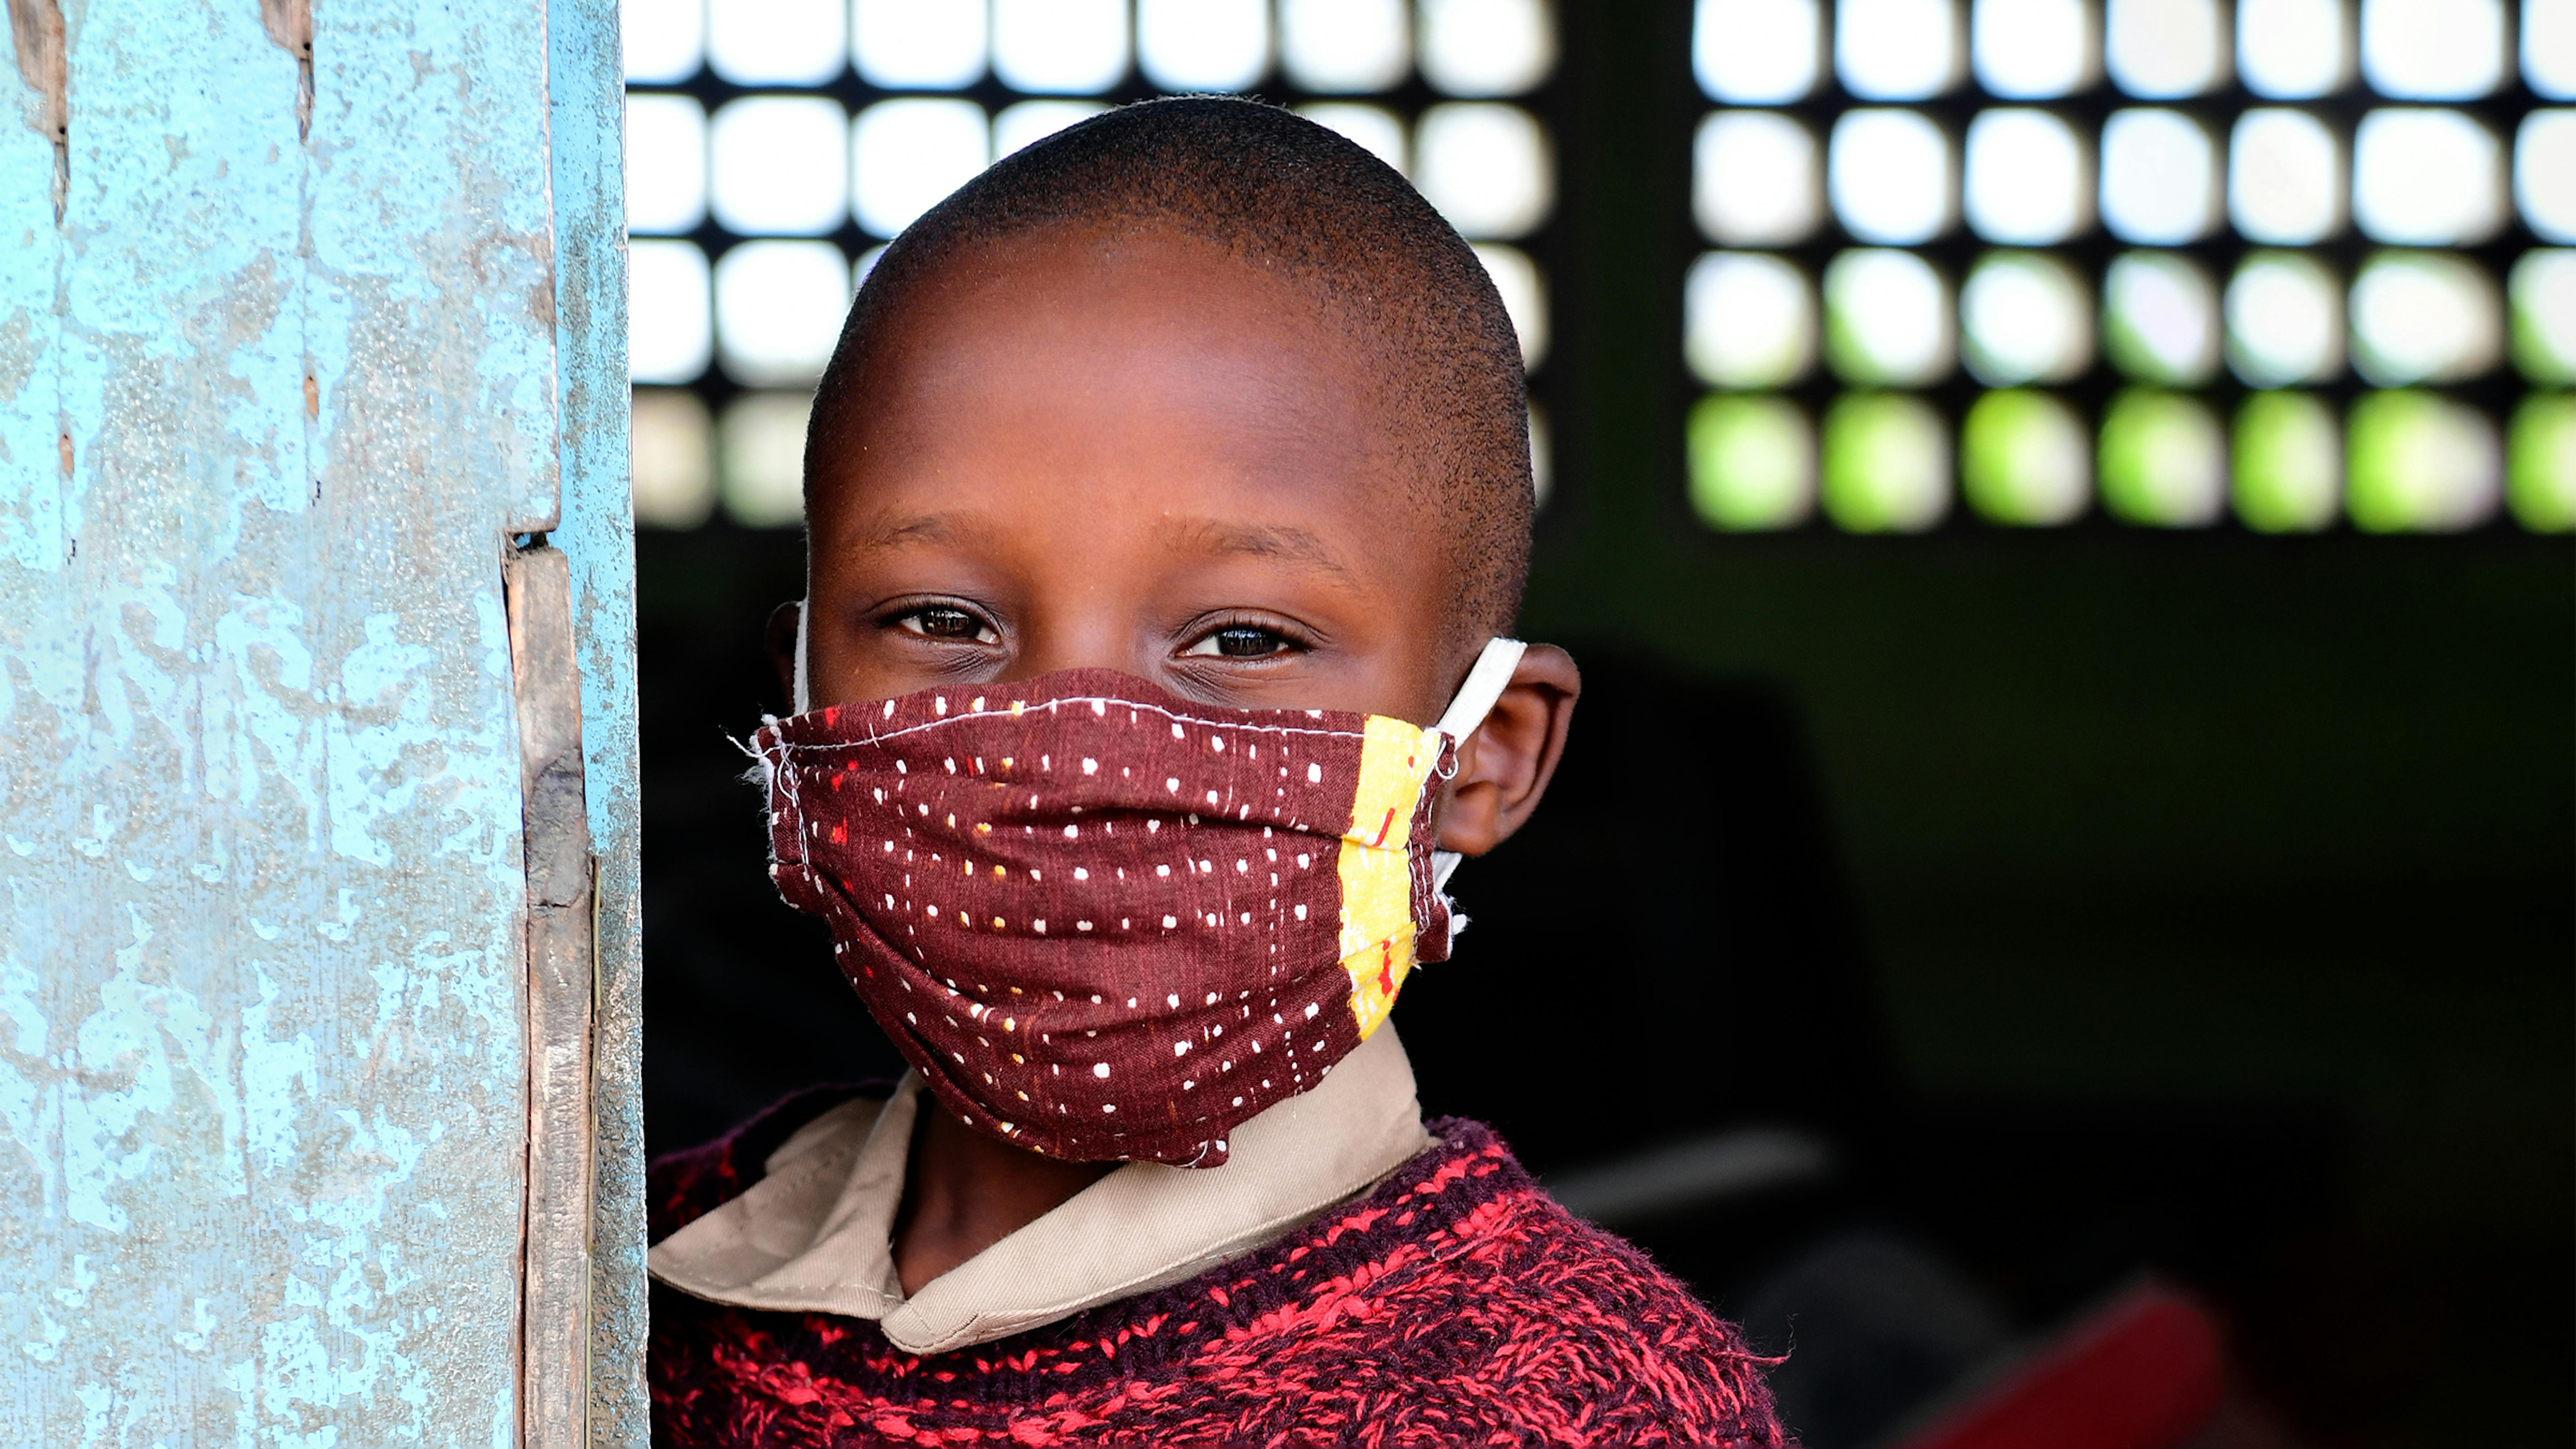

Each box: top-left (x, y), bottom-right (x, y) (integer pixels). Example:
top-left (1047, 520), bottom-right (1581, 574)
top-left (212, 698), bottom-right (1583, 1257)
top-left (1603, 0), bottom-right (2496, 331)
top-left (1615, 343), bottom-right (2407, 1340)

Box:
top-left (889, 226), bottom-right (1371, 380)
top-left (801, 221), bottom-right (1480, 683)
top-left (821, 226), bottom-right (1433, 518)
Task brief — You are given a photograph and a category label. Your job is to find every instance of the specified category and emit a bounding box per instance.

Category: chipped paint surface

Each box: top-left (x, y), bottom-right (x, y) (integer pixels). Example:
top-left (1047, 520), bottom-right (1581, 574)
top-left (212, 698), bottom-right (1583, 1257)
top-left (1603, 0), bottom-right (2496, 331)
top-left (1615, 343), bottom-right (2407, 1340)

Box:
top-left (0, 0), bottom-right (628, 1440)
top-left (542, 0), bottom-right (647, 1443)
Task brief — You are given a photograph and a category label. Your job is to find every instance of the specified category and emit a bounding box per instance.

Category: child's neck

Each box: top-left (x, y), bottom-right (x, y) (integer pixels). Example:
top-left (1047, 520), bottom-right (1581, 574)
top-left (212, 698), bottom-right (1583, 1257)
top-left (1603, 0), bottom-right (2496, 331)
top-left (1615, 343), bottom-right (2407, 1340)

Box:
top-left (893, 1108), bottom-right (1120, 1297)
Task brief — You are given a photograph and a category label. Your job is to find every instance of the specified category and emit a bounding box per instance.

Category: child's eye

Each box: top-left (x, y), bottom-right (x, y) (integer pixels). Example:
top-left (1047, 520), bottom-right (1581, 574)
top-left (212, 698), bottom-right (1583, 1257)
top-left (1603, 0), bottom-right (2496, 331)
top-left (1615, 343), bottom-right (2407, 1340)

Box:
top-left (1182, 626), bottom-right (1292, 659)
top-left (899, 606), bottom-right (998, 644)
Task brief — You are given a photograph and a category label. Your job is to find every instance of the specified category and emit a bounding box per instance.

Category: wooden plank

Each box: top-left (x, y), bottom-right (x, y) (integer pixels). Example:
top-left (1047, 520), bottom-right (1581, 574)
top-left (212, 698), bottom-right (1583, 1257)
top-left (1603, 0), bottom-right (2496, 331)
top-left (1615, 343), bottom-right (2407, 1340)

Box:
top-left (538, 1), bottom-right (647, 1442)
top-left (0, 0), bottom-right (607, 1438)
top-left (507, 543), bottom-right (595, 1449)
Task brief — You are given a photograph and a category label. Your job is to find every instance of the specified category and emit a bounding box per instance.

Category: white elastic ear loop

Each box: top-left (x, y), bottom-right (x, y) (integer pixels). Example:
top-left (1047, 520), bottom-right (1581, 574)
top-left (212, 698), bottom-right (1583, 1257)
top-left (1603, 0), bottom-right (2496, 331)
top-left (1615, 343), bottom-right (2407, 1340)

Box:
top-left (1429, 637), bottom-right (1527, 891)
top-left (791, 598), bottom-right (812, 715)
top-left (1434, 636), bottom-right (1527, 743)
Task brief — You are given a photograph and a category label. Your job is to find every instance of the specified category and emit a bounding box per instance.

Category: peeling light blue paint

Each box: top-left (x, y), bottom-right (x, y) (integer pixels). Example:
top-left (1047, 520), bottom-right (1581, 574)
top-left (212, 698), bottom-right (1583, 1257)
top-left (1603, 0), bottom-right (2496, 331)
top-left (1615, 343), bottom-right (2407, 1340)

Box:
top-left (542, 0), bottom-right (647, 1441)
top-left (2, 0), bottom-right (636, 1440)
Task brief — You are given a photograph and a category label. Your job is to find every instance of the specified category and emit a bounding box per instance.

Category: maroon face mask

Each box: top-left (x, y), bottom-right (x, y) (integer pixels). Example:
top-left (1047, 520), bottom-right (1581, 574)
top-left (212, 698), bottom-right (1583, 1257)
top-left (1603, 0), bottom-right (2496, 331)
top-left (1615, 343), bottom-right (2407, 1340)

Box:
top-left (754, 641), bottom-right (1525, 1167)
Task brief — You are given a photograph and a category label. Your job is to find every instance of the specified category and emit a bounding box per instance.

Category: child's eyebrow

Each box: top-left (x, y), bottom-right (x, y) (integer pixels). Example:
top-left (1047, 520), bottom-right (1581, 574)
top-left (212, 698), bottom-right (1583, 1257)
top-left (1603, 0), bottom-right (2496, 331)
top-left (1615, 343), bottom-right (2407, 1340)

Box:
top-left (837, 511), bottom-right (1355, 583)
top-left (1169, 520), bottom-right (1356, 582)
top-left (844, 512), bottom-right (981, 552)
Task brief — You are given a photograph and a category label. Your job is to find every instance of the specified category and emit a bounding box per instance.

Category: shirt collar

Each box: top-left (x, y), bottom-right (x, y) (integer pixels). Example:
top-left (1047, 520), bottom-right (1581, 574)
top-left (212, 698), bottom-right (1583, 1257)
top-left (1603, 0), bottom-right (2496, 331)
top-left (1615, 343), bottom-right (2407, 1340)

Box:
top-left (648, 1025), bottom-right (1432, 1356)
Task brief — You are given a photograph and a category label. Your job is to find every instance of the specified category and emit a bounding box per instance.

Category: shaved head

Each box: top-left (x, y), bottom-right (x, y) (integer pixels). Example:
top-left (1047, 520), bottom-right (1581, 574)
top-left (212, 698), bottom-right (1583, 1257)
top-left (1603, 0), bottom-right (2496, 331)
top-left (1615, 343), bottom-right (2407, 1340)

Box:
top-left (804, 97), bottom-right (1535, 655)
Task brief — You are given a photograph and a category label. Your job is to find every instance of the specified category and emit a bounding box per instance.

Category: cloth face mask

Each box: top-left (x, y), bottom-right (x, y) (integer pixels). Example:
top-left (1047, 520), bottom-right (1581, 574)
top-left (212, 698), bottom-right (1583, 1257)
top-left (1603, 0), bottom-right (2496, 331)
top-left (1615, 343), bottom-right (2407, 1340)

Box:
top-left (754, 638), bottom-right (1527, 1169)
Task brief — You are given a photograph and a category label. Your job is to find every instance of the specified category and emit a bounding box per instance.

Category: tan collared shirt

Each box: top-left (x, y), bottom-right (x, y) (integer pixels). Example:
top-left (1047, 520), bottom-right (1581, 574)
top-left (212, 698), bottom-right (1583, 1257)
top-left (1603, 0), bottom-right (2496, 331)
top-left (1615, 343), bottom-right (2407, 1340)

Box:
top-left (648, 1025), bottom-right (1435, 1356)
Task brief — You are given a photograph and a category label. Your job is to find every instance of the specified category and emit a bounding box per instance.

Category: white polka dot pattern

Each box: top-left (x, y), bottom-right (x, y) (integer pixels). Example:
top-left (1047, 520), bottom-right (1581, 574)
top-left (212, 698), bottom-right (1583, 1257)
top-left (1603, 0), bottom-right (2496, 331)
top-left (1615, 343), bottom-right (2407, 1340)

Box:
top-left (754, 669), bottom-right (1457, 1169)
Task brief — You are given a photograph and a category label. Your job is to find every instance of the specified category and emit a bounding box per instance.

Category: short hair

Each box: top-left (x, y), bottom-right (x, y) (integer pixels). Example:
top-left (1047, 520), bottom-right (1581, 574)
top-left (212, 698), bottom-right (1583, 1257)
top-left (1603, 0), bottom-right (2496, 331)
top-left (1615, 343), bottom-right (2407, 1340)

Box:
top-left (805, 96), bottom-right (1533, 654)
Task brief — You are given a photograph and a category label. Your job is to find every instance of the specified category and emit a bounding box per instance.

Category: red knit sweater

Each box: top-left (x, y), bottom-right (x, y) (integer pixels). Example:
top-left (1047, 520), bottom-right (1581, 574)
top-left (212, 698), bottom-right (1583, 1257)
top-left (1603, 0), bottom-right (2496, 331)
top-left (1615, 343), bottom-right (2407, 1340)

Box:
top-left (648, 1093), bottom-right (1792, 1447)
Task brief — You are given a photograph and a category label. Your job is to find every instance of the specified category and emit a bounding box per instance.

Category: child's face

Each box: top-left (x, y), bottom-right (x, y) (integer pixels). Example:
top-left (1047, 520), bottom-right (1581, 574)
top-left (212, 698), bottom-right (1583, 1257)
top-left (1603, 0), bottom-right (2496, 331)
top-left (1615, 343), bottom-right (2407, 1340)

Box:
top-left (792, 228), bottom-right (1463, 729)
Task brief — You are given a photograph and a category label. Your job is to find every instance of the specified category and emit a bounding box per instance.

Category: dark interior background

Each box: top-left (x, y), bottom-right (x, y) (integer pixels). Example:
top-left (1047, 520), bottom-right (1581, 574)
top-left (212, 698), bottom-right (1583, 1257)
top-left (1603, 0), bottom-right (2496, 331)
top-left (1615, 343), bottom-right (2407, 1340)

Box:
top-left (636, 3), bottom-right (2572, 1444)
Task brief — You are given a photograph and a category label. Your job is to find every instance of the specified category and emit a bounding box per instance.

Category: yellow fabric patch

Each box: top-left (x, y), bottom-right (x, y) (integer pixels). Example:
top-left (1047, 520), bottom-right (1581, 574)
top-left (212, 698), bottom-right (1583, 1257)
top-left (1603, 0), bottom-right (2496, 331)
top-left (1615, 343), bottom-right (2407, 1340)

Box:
top-left (1336, 714), bottom-right (1441, 1040)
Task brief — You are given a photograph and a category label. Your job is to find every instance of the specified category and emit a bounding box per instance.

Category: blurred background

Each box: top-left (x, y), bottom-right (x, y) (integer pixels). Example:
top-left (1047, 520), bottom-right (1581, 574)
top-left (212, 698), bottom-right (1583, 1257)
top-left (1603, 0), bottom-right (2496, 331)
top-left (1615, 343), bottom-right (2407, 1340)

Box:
top-left (618, 2), bottom-right (2572, 1445)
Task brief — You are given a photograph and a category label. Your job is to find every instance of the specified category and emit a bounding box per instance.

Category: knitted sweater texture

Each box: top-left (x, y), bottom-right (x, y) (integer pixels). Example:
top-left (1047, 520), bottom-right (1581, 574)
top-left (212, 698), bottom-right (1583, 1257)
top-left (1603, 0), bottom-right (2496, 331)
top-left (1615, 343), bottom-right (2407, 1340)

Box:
top-left (648, 1093), bottom-right (1792, 1447)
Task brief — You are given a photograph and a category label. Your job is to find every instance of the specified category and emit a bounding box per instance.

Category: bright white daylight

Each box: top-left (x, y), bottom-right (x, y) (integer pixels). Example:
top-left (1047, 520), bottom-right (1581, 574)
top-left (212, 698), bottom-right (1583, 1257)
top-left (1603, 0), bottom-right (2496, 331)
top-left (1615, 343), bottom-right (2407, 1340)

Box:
top-left (618, 0), bottom-right (2572, 536)
top-left (620, 0), bottom-right (1558, 529)
top-left (1680, 0), bottom-right (2576, 535)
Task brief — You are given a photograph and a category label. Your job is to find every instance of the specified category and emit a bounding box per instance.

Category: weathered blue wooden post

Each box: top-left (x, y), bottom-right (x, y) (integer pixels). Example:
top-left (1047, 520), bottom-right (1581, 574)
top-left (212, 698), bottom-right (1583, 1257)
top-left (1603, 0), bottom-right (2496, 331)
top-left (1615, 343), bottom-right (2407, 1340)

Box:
top-left (0, 0), bottom-right (643, 1441)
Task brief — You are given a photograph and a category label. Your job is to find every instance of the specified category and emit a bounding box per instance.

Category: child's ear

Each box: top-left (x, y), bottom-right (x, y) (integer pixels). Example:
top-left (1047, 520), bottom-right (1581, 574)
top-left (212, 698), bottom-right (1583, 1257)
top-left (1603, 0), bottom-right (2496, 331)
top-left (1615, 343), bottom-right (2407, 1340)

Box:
top-left (1436, 644), bottom-right (1579, 857)
top-left (765, 600), bottom-right (802, 711)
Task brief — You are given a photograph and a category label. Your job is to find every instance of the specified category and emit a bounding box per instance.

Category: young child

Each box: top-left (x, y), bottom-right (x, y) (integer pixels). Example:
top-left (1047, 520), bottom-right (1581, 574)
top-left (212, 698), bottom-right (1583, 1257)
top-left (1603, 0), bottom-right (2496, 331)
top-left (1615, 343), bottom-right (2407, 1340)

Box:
top-left (646, 99), bottom-right (1790, 1446)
